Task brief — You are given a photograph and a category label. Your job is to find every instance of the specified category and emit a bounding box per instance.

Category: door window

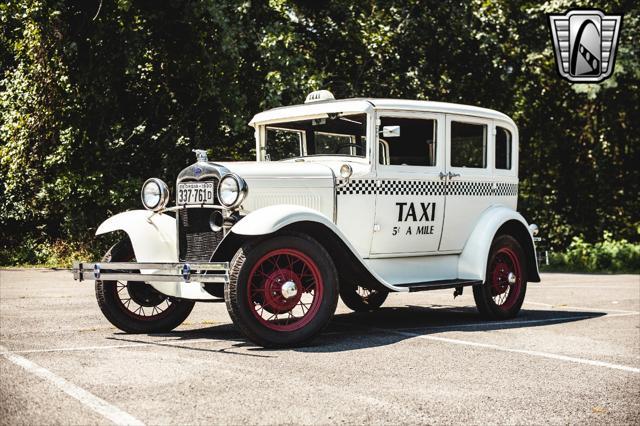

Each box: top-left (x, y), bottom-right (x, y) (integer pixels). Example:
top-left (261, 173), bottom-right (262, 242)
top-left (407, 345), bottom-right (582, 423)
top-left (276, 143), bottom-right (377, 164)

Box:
top-left (450, 121), bottom-right (487, 168)
top-left (379, 117), bottom-right (437, 166)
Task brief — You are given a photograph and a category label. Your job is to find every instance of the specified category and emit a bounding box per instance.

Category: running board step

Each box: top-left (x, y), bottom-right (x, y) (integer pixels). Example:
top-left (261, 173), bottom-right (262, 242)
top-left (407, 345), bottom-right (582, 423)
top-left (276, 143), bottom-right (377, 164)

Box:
top-left (395, 279), bottom-right (482, 292)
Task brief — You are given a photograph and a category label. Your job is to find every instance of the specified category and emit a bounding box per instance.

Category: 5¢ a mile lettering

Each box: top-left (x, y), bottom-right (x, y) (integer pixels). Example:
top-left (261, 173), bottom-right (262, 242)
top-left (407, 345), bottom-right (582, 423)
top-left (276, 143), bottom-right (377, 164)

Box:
top-left (392, 202), bottom-right (436, 236)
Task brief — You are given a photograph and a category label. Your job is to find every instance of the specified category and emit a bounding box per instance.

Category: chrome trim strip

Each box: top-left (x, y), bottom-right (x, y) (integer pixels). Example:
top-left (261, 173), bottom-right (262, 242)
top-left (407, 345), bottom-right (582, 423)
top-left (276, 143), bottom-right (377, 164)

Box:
top-left (72, 261), bottom-right (229, 283)
top-left (75, 272), bottom-right (228, 283)
top-left (74, 261), bottom-right (229, 270)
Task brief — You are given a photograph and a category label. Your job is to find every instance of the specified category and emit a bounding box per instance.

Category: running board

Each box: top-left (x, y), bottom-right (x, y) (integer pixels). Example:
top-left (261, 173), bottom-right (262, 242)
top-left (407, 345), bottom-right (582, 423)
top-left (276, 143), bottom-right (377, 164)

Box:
top-left (395, 279), bottom-right (482, 292)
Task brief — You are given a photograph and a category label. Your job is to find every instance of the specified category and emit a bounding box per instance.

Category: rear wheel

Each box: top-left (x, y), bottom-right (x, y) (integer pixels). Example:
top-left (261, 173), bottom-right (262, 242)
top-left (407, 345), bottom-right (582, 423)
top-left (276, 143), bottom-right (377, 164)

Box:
top-left (473, 234), bottom-right (527, 319)
top-left (225, 234), bottom-right (338, 347)
top-left (95, 240), bottom-right (195, 333)
top-left (340, 284), bottom-right (388, 312)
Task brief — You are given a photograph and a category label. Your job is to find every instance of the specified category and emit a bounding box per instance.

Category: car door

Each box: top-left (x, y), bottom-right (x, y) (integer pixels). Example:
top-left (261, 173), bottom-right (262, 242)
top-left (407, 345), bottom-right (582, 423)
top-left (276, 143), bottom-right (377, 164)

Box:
top-left (370, 111), bottom-right (446, 255)
top-left (439, 114), bottom-right (495, 252)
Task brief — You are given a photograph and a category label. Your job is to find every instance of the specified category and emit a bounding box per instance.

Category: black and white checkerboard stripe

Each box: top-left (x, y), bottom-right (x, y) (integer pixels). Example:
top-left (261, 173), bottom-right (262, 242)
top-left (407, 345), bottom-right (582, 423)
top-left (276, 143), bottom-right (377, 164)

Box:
top-left (336, 179), bottom-right (518, 197)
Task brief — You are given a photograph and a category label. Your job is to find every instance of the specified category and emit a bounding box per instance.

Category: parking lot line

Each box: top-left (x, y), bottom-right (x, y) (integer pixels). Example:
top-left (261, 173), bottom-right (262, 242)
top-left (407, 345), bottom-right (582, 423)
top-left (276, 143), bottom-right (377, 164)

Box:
top-left (1, 345), bottom-right (144, 425)
top-left (360, 328), bottom-right (640, 374)
top-left (524, 300), bottom-right (639, 314)
top-left (529, 285), bottom-right (635, 289)
top-left (0, 339), bottom-right (225, 356)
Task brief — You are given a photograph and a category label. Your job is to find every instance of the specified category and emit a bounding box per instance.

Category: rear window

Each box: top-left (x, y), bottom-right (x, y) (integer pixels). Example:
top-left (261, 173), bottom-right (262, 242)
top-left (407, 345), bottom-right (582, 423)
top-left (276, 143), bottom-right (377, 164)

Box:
top-left (450, 121), bottom-right (487, 168)
top-left (495, 127), bottom-right (512, 170)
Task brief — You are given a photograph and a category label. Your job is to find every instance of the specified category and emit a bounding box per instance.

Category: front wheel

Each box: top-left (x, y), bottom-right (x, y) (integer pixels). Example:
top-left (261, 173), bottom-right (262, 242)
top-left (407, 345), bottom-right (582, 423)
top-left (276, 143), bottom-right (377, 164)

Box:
top-left (473, 234), bottom-right (528, 320)
top-left (95, 240), bottom-right (195, 333)
top-left (225, 234), bottom-right (339, 348)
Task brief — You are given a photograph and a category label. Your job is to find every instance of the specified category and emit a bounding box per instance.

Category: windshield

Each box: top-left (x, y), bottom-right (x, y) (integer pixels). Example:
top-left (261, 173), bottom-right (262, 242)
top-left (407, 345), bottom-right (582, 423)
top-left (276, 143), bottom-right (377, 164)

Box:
top-left (263, 113), bottom-right (367, 161)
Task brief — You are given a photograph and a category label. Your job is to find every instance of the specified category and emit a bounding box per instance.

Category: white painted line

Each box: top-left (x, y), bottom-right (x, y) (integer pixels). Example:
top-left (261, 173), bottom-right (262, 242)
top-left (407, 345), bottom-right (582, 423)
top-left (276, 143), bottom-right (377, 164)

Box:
top-left (529, 285), bottom-right (636, 289)
top-left (361, 328), bottom-right (640, 374)
top-left (0, 345), bottom-right (144, 425)
top-left (0, 339), bottom-right (224, 356)
top-left (418, 334), bottom-right (640, 373)
top-left (604, 312), bottom-right (640, 317)
top-left (525, 300), bottom-right (639, 314)
top-left (0, 343), bottom-right (148, 355)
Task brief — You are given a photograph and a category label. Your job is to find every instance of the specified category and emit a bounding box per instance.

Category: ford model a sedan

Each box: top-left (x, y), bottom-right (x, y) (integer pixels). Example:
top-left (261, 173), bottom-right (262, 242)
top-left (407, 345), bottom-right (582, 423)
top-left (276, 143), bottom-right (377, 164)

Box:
top-left (73, 91), bottom-right (540, 347)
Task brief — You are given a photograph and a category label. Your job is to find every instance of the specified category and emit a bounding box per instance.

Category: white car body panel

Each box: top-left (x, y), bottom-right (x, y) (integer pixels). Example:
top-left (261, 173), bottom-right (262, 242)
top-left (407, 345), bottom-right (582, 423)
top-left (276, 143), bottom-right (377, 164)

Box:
top-left (96, 210), bottom-right (216, 300)
top-left (230, 205), bottom-right (410, 292)
top-left (219, 161), bottom-right (335, 220)
top-left (365, 255), bottom-right (459, 285)
top-left (458, 205), bottom-right (538, 281)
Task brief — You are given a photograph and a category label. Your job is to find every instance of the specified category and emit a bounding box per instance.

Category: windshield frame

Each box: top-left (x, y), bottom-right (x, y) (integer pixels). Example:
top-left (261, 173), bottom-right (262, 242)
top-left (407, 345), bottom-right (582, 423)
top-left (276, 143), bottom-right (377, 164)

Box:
top-left (255, 111), bottom-right (373, 165)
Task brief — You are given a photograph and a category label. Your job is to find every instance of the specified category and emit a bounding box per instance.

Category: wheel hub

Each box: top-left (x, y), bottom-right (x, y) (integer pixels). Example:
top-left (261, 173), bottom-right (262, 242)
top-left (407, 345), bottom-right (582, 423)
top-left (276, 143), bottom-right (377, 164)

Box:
top-left (491, 260), bottom-right (513, 296)
top-left (262, 270), bottom-right (302, 314)
top-left (126, 281), bottom-right (167, 307)
top-left (281, 280), bottom-right (298, 299)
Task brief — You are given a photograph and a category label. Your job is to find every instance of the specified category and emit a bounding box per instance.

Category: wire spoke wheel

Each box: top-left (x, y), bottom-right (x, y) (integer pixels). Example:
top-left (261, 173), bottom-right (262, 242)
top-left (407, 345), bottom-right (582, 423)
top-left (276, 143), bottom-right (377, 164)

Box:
top-left (247, 248), bottom-right (324, 332)
top-left (473, 235), bottom-right (528, 320)
top-left (95, 239), bottom-right (195, 333)
top-left (489, 247), bottom-right (522, 311)
top-left (113, 280), bottom-right (175, 321)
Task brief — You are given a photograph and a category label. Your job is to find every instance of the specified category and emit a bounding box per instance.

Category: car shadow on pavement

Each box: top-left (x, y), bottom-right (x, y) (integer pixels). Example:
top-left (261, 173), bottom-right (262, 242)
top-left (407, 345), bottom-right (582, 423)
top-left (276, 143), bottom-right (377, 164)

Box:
top-left (108, 305), bottom-right (604, 354)
top-left (297, 306), bottom-right (604, 353)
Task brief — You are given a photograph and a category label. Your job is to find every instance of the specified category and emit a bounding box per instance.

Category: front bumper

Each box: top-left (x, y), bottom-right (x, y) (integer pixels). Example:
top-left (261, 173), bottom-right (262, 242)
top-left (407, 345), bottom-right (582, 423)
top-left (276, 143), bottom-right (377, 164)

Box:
top-left (72, 261), bottom-right (229, 284)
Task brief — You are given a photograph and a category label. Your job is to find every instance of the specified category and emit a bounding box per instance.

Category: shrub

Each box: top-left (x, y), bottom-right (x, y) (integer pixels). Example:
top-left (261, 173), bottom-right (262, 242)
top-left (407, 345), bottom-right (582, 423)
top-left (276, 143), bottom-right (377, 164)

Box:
top-left (544, 232), bottom-right (640, 273)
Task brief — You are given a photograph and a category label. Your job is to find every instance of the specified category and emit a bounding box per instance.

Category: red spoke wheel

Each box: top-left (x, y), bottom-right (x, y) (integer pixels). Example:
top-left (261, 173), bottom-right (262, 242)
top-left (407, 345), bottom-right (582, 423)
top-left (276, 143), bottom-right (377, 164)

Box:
top-left (225, 234), bottom-right (338, 348)
top-left (340, 284), bottom-right (388, 312)
top-left (95, 240), bottom-right (195, 333)
top-left (473, 234), bottom-right (528, 319)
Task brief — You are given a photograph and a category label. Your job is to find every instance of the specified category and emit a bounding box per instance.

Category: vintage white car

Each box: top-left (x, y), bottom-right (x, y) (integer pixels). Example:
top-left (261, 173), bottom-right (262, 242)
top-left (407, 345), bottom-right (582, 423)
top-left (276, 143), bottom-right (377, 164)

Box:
top-left (73, 91), bottom-right (540, 347)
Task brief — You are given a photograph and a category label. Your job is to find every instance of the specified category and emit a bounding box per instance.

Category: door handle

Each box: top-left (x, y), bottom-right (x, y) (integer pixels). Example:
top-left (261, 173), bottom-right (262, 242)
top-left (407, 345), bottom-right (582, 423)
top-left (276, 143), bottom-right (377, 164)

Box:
top-left (439, 171), bottom-right (447, 180)
top-left (448, 172), bottom-right (460, 179)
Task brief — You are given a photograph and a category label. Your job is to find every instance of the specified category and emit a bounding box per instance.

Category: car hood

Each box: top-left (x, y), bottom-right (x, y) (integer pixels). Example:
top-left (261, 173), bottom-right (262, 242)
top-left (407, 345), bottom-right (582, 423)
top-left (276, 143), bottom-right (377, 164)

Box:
top-left (218, 161), bottom-right (336, 188)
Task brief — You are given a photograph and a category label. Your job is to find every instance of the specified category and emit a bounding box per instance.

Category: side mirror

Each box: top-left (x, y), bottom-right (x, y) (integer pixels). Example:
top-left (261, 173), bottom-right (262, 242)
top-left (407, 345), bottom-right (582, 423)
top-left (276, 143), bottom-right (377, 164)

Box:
top-left (381, 125), bottom-right (400, 137)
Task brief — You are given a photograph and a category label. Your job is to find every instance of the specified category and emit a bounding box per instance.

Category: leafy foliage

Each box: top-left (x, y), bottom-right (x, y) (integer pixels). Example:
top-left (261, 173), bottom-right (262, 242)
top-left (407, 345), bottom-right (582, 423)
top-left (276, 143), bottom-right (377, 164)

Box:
top-left (544, 232), bottom-right (640, 273)
top-left (1, 0), bottom-right (638, 267)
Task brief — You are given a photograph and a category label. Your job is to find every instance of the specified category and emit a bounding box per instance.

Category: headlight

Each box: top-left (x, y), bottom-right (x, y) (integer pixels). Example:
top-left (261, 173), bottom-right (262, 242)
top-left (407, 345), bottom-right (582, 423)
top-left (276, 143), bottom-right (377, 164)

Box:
top-left (218, 174), bottom-right (247, 208)
top-left (141, 178), bottom-right (169, 211)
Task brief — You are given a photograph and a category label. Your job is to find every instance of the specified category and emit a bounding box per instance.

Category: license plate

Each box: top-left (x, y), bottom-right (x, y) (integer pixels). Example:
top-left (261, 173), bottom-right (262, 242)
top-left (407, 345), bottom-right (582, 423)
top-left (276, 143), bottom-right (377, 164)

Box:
top-left (177, 182), bottom-right (215, 205)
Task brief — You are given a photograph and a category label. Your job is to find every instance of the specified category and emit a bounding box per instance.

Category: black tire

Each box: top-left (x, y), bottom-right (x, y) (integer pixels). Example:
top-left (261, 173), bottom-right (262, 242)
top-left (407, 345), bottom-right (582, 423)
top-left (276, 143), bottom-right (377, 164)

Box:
top-left (95, 239), bottom-right (195, 333)
top-left (225, 233), bottom-right (339, 348)
top-left (340, 284), bottom-right (388, 312)
top-left (473, 234), bottom-right (528, 320)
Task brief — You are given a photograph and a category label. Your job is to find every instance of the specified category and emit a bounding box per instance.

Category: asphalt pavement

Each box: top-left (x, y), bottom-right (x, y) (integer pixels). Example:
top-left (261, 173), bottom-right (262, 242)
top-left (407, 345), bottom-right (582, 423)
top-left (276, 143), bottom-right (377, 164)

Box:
top-left (1, 270), bottom-right (639, 425)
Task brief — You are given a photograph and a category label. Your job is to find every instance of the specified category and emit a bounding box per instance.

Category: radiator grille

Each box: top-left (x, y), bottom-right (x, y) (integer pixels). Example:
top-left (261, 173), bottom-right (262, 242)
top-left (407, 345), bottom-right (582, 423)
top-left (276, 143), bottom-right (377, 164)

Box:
top-left (177, 180), bottom-right (224, 262)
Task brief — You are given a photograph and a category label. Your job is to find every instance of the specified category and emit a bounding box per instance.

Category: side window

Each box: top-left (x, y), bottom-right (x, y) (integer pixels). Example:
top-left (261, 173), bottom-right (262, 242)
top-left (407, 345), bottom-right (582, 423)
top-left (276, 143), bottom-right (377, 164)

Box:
top-left (379, 117), bottom-right (437, 166)
top-left (495, 126), bottom-right (512, 170)
top-left (450, 121), bottom-right (487, 168)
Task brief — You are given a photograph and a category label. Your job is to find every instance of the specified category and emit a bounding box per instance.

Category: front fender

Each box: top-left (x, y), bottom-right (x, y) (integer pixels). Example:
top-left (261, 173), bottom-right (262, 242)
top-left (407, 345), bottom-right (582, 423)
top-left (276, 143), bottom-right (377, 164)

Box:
top-left (96, 210), bottom-right (177, 262)
top-left (458, 206), bottom-right (540, 283)
top-left (231, 205), bottom-right (336, 236)
top-left (96, 210), bottom-right (217, 300)
top-left (228, 205), bottom-right (406, 292)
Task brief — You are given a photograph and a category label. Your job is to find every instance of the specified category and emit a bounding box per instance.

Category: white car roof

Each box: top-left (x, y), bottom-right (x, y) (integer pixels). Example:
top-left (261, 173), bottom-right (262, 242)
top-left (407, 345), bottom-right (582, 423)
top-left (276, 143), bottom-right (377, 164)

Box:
top-left (249, 98), bottom-right (515, 127)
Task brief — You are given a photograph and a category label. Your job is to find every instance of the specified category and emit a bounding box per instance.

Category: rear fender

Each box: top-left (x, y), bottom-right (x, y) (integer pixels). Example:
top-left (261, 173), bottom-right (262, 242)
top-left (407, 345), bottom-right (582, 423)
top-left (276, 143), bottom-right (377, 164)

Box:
top-left (458, 206), bottom-right (541, 283)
